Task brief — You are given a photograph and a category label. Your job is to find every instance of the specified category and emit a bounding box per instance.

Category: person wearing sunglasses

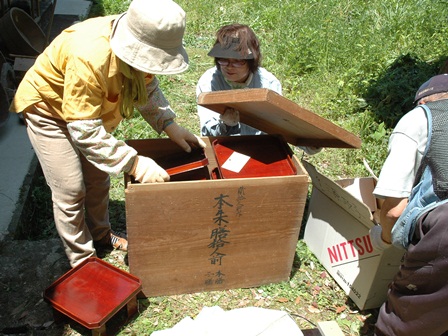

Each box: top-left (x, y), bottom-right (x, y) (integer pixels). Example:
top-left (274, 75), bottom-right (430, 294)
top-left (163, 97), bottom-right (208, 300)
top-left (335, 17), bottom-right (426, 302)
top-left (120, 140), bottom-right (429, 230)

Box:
top-left (196, 24), bottom-right (281, 136)
top-left (196, 24), bottom-right (321, 154)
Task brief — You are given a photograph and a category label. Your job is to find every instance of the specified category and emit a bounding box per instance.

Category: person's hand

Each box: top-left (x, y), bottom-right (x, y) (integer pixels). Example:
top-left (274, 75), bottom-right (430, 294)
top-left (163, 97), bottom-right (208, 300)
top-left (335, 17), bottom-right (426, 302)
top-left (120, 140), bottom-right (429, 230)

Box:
top-left (164, 121), bottom-right (206, 152)
top-left (130, 155), bottom-right (169, 183)
top-left (219, 108), bottom-right (240, 127)
top-left (369, 225), bottom-right (392, 251)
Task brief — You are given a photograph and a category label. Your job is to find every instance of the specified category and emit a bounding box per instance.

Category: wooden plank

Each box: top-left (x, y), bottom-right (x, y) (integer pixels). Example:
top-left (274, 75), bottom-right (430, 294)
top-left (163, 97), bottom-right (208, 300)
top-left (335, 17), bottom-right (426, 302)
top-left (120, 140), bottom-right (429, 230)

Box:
top-left (198, 88), bottom-right (361, 149)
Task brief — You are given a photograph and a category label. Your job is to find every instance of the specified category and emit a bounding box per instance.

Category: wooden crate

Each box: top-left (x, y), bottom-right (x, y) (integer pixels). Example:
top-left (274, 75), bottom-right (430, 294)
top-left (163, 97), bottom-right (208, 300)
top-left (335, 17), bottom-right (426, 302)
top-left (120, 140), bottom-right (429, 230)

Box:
top-left (125, 89), bottom-right (361, 297)
top-left (125, 136), bottom-right (308, 297)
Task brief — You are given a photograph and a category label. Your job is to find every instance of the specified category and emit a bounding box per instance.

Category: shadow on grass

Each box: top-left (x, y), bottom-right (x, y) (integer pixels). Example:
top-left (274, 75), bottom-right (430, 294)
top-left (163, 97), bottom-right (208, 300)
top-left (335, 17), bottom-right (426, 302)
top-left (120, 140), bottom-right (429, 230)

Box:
top-left (362, 53), bottom-right (448, 129)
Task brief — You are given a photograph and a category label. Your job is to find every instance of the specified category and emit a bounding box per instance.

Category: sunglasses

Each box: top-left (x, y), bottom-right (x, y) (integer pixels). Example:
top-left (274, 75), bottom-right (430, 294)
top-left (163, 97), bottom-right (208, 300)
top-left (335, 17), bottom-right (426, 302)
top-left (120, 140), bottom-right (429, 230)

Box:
top-left (217, 59), bottom-right (247, 68)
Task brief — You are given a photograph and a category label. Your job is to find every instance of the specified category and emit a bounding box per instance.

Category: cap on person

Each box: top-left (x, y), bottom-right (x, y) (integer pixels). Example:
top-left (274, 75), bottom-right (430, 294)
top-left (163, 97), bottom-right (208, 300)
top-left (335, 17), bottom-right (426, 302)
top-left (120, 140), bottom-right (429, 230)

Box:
top-left (110, 0), bottom-right (189, 75)
top-left (207, 37), bottom-right (255, 60)
top-left (414, 73), bottom-right (448, 103)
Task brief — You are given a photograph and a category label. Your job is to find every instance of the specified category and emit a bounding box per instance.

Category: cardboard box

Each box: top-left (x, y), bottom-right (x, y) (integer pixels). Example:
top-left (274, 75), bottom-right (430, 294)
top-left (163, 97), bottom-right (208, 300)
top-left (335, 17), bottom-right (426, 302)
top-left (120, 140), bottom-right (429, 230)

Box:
top-left (302, 161), bottom-right (405, 310)
top-left (125, 89), bottom-right (361, 297)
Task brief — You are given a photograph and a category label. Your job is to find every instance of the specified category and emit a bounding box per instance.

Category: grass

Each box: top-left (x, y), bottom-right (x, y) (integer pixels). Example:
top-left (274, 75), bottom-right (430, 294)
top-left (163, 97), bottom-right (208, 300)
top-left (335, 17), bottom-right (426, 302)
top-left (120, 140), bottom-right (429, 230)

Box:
top-left (23, 0), bottom-right (448, 335)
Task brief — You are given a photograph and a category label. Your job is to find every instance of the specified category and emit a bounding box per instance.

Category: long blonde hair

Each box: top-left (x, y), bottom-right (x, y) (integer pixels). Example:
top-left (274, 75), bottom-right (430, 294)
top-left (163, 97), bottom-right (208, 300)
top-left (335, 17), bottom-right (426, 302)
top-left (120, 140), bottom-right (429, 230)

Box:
top-left (119, 60), bottom-right (148, 119)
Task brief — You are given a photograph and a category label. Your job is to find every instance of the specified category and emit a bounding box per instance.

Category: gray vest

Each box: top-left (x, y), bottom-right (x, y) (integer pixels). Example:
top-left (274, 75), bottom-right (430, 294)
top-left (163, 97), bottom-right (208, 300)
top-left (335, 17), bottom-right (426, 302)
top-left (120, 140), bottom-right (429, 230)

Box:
top-left (391, 100), bottom-right (448, 249)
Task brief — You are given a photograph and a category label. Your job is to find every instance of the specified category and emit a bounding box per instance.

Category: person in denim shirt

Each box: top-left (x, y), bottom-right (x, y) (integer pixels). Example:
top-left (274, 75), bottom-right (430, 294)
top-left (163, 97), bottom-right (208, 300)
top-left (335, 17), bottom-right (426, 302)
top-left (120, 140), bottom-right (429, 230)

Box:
top-left (371, 74), bottom-right (448, 336)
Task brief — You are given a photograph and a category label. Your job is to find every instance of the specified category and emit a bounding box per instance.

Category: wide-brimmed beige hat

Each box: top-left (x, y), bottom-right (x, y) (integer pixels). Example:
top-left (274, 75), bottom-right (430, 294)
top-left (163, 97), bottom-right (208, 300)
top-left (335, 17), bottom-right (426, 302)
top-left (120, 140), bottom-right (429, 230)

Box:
top-left (110, 0), bottom-right (189, 75)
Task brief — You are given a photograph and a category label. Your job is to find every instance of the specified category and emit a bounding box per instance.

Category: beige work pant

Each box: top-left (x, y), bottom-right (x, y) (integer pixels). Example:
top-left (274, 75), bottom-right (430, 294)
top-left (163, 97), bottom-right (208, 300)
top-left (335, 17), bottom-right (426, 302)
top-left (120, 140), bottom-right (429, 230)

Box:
top-left (24, 110), bottom-right (111, 267)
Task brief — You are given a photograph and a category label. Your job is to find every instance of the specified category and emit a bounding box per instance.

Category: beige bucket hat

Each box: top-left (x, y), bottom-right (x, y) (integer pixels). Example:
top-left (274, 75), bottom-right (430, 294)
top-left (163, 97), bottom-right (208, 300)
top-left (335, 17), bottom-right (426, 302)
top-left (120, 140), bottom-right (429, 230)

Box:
top-left (110, 0), bottom-right (189, 75)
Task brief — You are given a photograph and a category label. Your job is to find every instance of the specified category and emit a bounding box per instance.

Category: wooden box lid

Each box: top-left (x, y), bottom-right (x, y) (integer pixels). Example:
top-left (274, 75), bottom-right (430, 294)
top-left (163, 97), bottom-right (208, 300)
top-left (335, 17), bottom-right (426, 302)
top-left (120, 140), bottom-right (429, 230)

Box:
top-left (198, 88), bottom-right (361, 148)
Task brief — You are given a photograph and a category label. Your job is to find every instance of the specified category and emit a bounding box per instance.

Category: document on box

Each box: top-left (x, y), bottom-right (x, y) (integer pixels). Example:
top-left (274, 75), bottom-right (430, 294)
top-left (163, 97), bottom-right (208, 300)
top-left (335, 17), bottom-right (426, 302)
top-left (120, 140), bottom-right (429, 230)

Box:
top-left (222, 151), bottom-right (251, 173)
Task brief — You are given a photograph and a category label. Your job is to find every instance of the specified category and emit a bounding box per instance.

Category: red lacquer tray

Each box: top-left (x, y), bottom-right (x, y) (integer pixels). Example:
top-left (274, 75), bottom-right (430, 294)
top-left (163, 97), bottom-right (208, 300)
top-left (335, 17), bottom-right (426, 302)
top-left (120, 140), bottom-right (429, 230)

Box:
top-left (157, 148), bottom-right (209, 180)
top-left (43, 257), bottom-right (142, 329)
top-left (212, 135), bottom-right (297, 179)
top-left (165, 157), bottom-right (209, 176)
